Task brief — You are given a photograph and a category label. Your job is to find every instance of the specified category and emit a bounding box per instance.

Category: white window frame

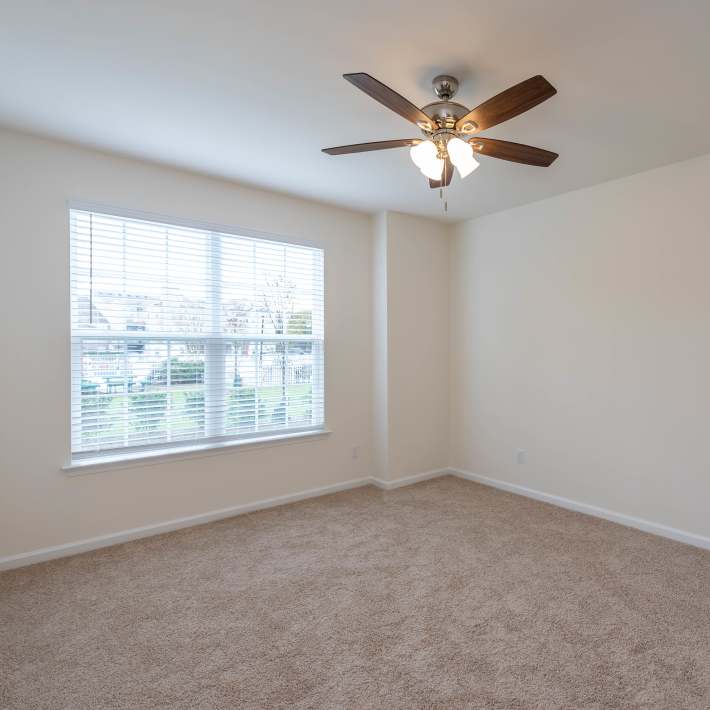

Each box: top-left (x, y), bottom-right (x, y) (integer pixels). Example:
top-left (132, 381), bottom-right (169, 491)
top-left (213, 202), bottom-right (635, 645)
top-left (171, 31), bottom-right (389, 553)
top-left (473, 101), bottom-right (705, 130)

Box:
top-left (66, 202), bottom-right (327, 470)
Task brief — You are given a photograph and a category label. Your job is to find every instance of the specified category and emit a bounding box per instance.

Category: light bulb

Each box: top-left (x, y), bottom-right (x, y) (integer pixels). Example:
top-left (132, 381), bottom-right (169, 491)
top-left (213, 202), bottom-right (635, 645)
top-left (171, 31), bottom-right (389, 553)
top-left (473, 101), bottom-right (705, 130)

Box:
top-left (419, 157), bottom-right (444, 181)
top-left (447, 136), bottom-right (480, 178)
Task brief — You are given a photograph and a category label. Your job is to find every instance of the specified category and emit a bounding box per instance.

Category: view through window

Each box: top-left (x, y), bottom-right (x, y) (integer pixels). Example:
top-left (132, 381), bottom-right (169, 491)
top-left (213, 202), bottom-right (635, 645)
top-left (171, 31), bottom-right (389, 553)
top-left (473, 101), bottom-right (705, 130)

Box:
top-left (70, 209), bottom-right (324, 460)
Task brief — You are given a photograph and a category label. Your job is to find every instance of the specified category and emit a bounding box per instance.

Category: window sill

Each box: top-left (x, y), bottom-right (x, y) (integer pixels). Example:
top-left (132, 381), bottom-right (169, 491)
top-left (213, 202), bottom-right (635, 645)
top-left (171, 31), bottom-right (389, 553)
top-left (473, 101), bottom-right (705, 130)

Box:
top-left (63, 428), bottom-right (332, 476)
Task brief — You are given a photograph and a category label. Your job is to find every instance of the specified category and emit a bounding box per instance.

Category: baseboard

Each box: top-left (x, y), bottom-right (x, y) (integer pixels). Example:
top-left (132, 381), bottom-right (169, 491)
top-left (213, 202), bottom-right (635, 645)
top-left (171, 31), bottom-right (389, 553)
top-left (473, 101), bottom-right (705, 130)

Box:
top-left (371, 468), bottom-right (449, 491)
top-left (1, 470), bottom-right (454, 571)
top-left (450, 467), bottom-right (710, 551)
top-left (12, 465), bottom-right (703, 571)
top-left (0, 476), bottom-right (373, 571)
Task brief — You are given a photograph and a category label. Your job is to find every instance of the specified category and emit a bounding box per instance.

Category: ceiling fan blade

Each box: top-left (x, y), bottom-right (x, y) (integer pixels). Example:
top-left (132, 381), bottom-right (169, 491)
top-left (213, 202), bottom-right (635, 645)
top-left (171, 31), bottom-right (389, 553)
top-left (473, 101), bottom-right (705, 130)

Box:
top-left (470, 137), bottom-right (558, 167)
top-left (429, 156), bottom-right (454, 188)
top-left (455, 75), bottom-right (556, 134)
top-left (322, 138), bottom-right (421, 155)
top-left (344, 73), bottom-right (435, 131)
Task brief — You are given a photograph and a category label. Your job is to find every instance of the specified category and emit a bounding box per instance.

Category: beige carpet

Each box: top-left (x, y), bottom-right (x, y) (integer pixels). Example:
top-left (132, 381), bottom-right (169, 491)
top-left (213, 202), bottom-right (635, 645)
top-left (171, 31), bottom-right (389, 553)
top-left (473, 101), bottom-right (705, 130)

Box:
top-left (2, 476), bottom-right (710, 709)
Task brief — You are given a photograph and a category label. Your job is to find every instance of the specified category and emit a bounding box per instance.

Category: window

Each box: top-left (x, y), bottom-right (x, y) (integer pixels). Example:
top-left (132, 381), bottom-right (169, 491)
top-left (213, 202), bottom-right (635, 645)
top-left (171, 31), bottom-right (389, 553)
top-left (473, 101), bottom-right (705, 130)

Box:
top-left (70, 208), bottom-right (324, 463)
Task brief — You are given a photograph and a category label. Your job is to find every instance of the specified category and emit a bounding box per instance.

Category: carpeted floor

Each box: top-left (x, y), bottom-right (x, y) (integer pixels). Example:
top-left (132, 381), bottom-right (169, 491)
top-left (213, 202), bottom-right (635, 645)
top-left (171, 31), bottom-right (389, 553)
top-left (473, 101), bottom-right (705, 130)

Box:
top-left (2, 476), bottom-right (710, 709)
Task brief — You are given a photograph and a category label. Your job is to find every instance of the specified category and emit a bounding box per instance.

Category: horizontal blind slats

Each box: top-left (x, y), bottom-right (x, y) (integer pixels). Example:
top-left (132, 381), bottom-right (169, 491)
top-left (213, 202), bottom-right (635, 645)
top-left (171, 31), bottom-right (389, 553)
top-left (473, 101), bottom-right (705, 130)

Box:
top-left (70, 209), bottom-right (325, 457)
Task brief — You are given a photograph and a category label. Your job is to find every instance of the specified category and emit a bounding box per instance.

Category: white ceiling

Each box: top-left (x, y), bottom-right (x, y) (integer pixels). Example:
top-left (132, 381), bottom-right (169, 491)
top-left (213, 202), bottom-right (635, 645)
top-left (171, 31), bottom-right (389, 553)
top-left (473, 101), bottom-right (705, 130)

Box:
top-left (2, 0), bottom-right (710, 222)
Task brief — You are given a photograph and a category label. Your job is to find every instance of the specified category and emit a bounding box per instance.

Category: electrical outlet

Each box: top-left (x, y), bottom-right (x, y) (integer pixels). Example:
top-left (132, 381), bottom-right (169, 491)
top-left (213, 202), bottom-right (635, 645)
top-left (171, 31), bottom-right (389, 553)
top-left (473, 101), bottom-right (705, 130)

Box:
top-left (516, 450), bottom-right (526, 465)
top-left (351, 446), bottom-right (359, 460)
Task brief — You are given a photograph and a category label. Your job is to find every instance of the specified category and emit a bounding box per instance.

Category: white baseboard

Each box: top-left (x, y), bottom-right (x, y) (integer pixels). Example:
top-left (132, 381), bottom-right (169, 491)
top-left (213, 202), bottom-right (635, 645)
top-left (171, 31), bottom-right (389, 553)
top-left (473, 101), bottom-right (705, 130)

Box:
top-left (0, 476), bottom-right (373, 571)
top-left (371, 468), bottom-right (449, 490)
top-left (1, 470), bottom-right (452, 571)
top-left (450, 467), bottom-right (710, 551)
top-left (7, 465), bottom-right (707, 571)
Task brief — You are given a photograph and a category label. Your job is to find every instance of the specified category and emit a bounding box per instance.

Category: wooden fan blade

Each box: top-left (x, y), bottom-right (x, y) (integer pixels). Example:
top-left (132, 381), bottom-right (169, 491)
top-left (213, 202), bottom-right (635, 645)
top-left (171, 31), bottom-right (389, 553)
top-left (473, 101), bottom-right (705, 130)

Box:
top-left (344, 73), bottom-right (435, 131)
top-left (455, 75), bottom-right (556, 134)
top-left (470, 138), bottom-right (558, 167)
top-left (429, 156), bottom-right (454, 188)
top-left (322, 138), bottom-right (421, 155)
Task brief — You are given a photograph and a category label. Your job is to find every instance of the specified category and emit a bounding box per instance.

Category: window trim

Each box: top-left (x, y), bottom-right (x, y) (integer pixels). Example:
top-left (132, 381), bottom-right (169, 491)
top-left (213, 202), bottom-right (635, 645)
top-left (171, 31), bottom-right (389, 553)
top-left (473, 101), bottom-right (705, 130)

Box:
top-left (62, 428), bottom-right (332, 476)
top-left (66, 200), bottom-right (327, 467)
top-left (66, 199), bottom-right (323, 251)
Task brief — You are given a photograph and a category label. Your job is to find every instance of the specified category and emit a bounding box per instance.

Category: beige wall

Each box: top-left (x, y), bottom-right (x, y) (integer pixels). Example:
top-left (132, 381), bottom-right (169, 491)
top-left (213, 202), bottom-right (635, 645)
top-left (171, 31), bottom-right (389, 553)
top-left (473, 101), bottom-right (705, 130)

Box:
top-left (450, 153), bottom-right (710, 539)
top-left (8, 122), bottom-right (708, 560)
top-left (0, 129), bottom-right (453, 561)
top-left (385, 212), bottom-right (450, 480)
top-left (370, 212), bottom-right (451, 481)
top-left (0, 129), bottom-right (378, 558)
top-left (371, 212), bottom-right (390, 480)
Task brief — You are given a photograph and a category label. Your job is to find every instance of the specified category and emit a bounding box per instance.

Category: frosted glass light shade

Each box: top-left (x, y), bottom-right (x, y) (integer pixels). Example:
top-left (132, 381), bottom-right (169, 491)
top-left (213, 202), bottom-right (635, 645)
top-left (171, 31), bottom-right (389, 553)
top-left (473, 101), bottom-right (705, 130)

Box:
top-left (419, 158), bottom-right (444, 180)
top-left (410, 140), bottom-right (437, 168)
top-left (447, 137), bottom-right (480, 178)
top-left (410, 140), bottom-right (444, 180)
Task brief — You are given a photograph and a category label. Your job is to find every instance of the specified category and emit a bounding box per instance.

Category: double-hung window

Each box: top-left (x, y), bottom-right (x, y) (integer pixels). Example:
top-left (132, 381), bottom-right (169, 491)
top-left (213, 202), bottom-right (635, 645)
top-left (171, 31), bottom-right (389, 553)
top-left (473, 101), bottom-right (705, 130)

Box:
top-left (70, 208), bottom-right (325, 464)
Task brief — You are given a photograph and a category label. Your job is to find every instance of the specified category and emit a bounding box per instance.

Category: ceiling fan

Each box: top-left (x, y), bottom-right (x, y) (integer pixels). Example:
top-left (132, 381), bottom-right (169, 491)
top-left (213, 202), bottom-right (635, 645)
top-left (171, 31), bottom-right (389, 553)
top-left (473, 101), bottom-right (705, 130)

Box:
top-left (322, 73), bottom-right (558, 188)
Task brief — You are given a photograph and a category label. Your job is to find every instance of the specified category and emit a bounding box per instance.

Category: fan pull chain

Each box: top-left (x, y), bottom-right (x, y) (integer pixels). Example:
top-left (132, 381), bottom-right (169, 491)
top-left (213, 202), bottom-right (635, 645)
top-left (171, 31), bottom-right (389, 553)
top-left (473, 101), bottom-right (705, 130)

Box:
top-left (440, 185), bottom-right (448, 213)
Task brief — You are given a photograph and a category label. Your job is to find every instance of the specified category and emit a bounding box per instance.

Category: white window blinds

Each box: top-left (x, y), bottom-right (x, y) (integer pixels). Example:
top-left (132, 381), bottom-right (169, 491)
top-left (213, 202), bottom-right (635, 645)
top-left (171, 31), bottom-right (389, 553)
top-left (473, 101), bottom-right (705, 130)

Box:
top-left (70, 208), bottom-right (325, 461)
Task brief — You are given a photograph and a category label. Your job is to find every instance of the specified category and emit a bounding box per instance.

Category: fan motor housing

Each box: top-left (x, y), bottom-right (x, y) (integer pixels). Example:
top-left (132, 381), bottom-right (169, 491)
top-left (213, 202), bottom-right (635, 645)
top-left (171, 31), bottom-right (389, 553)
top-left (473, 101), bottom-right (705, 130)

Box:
top-left (432, 74), bottom-right (459, 100)
top-left (421, 101), bottom-right (470, 130)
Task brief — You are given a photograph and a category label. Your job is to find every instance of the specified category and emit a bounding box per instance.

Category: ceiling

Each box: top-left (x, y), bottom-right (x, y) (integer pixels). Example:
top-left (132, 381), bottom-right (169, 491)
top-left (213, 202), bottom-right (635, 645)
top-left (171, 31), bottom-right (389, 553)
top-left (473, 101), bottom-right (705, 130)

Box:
top-left (2, 0), bottom-right (710, 222)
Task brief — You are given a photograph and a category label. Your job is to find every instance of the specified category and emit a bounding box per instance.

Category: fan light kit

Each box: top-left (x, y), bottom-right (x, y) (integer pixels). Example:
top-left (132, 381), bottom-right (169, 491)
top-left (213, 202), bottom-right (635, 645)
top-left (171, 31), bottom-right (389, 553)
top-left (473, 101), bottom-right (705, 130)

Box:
top-left (323, 72), bottom-right (559, 210)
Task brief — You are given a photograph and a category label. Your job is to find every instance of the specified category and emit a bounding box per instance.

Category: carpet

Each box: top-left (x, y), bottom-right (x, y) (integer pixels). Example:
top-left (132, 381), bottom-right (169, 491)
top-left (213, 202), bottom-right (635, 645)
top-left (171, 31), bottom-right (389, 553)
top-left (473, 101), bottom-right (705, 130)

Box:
top-left (2, 475), bottom-right (709, 709)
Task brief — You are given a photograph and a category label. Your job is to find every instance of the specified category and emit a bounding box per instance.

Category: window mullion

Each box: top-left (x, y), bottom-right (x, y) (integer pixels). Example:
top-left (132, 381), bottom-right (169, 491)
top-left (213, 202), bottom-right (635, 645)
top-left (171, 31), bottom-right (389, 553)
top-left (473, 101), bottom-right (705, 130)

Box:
top-left (122, 341), bottom-right (129, 448)
top-left (166, 340), bottom-right (172, 442)
top-left (205, 232), bottom-right (225, 438)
